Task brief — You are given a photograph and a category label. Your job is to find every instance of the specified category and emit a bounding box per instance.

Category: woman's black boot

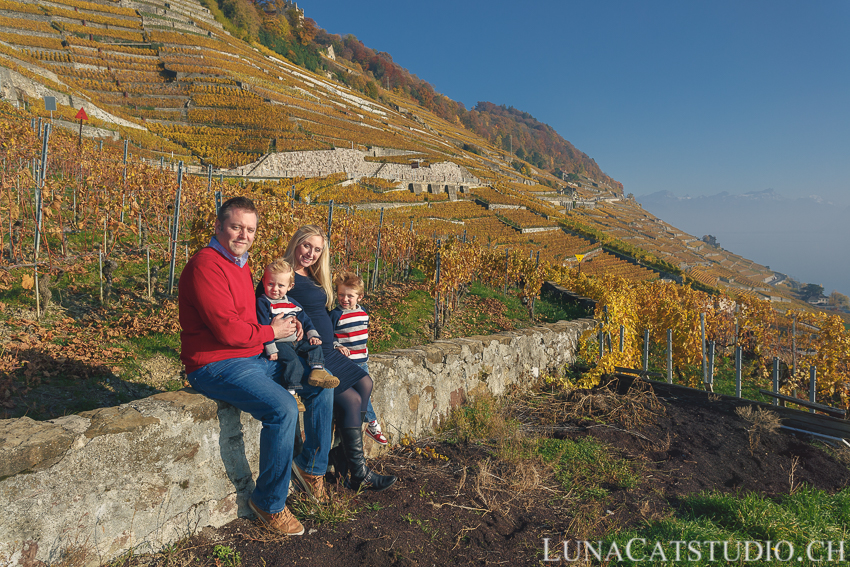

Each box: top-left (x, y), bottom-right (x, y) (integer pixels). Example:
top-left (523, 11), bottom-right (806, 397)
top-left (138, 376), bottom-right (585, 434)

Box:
top-left (339, 427), bottom-right (396, 492)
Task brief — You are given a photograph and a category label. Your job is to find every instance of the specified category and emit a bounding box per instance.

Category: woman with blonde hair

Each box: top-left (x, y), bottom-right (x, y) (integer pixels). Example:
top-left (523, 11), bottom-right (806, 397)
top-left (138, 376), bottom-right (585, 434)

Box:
top-left (284, 225), bottom-right (396, 498)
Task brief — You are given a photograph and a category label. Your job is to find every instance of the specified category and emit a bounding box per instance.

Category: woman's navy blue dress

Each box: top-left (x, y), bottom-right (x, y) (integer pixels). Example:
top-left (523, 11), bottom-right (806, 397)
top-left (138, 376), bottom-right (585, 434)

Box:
top-left (289, 272), bottom-right (367, 392)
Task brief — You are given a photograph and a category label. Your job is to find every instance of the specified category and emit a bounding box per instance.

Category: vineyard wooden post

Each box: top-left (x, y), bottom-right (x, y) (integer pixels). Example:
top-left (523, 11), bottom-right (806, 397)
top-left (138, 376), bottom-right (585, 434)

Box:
top-left (121, 140), bottom-right (128, 224)
top-left (772, 357), bottom-right (780, 406)
top-left (214, 191), bottom-right (222, 216)
top-left (99, 248), bottom-right (103, 304)
top-left (643, 329), bottom-right (649, 372)
top-left (207, 164), bottom-right (212, 192)
top-left (619, 325), bottom-right (625, 353)
top-left (372, 207), bottom-right (384, 292)
top-left (598, 328), bottom-right (604, 360)
top-left (504, 249), bottom-right (509, 295)
top-left (530, 250), bottom-right (540, 318)
top-left (434, 243), bottom-right (441, 340)
top-left (701, 313), bottom-right (707, 384)
top-left (167, 162), bottom-right (184, 295)
top-left (146, 246), bottom-right (151, 298)
top-left (792, 316), bottom-right (797, 378)
top-left (809, 366), bottom-right (817, 413)
top-left (735, 346), bottom-right (742, 397)
top-left (667, 329), bottom-right (673, 384)
top-left (327, 200), bottom-right (334, 250)
top-left (6, 196), bottom-right (11, 262)
top-left (706, 341), bottom-right (715, 392)
top-left (34, 266), bottom-right (40, 319)
top-left (34, 123), bottom-right (50, 260)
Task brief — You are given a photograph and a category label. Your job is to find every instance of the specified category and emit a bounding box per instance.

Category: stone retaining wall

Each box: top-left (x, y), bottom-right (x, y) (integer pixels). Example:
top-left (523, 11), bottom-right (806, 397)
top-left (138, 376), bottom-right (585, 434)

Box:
top-left (233, 148), bottom-right (480, 186)
top-left (0, 319), bottom-right (595, 567)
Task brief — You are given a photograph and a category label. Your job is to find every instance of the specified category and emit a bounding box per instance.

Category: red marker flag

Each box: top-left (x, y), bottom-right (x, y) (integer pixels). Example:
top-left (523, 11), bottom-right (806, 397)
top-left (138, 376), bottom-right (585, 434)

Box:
top-left (76, 107), bottom-right (88, 145)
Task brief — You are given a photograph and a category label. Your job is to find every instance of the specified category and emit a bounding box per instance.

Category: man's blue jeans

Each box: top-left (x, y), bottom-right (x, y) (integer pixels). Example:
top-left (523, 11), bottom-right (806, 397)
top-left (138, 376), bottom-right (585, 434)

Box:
top-left (294, 379), bottom-right (334, 477)
top-left (187, 354), bottom-right (332, 514)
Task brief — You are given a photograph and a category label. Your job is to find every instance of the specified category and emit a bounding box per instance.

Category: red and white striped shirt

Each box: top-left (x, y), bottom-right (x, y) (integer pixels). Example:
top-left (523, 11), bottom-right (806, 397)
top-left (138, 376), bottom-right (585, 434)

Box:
top-left (330, 305), bottom-right (369, 362)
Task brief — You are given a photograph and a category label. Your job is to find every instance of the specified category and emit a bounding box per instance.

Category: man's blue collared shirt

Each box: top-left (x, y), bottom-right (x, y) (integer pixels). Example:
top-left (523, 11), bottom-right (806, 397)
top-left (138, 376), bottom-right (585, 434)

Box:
top-left (208, 236), bottom-right (249, 268)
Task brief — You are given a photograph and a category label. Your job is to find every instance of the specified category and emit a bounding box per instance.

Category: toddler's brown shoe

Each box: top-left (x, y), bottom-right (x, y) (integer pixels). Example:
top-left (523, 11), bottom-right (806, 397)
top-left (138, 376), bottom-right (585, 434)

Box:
top-left (307, 368), bottom-right (339, 389)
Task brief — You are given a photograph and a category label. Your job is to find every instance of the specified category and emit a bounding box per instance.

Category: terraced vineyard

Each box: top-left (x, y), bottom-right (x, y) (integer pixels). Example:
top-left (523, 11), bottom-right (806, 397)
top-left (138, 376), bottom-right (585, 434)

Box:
top-left (0, 0), bottom-right (829, 305)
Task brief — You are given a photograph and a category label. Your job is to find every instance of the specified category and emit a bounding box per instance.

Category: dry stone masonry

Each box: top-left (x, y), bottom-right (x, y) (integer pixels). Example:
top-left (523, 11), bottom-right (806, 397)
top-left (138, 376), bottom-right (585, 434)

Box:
top-left (231, 148), bottom-right (480, 190)
top-left (0, 319), bottom-right (594, 567)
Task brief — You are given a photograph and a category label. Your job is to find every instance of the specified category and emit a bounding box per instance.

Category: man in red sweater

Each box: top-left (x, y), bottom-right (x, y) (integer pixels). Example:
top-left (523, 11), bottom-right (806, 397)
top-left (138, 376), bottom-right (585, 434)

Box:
top-left (180, 197), bottom-right (332, 536)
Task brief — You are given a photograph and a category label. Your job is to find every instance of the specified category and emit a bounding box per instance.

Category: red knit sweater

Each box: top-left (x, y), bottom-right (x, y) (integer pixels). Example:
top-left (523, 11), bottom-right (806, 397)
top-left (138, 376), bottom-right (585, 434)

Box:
top-left (179, 247), bottom-right (274, 373)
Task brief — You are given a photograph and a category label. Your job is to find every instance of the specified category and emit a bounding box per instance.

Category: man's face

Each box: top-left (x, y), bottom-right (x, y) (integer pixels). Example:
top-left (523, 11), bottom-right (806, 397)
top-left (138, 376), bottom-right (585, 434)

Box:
top-left (214, 208), bottom-right (257, 258)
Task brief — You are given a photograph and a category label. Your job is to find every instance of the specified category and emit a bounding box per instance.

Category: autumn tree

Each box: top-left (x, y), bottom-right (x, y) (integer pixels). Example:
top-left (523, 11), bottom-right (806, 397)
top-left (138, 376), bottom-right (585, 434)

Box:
top-left (295, 16), bottom-right (317, 45)
top-left (220, 0), bottom-right (261, 40)
top-left (802, 283), bottom-right (825, 300)
top-left (828, 291), bottom-right (850, 311)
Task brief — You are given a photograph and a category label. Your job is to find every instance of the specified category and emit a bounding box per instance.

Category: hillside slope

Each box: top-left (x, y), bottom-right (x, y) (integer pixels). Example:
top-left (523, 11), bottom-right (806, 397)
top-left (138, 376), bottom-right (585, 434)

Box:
top-left (0, 0), bottom-right (824, 309)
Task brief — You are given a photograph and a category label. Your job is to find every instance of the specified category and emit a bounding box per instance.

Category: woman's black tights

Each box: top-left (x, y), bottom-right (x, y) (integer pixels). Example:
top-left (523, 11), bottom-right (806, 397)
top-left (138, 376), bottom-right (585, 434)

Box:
top-left (334, 375), bottom-right (373, 428)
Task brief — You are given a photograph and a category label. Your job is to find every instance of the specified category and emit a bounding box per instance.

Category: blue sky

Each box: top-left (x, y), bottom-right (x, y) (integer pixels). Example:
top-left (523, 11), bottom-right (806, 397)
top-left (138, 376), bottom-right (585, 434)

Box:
top-left (306, 0), bottom-right (850, 206)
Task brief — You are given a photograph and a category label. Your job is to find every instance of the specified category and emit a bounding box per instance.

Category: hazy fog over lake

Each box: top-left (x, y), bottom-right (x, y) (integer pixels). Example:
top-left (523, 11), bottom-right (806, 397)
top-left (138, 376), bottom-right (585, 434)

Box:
top-left (637, 189), bottom-right (850, 297)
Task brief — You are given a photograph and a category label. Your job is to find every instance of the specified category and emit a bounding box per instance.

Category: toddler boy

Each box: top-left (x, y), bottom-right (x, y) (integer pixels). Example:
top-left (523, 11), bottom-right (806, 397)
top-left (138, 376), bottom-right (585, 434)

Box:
top-left (330, 271), bottom-right (387, 445)
top-left (256, 258), bottom-right (339, 391)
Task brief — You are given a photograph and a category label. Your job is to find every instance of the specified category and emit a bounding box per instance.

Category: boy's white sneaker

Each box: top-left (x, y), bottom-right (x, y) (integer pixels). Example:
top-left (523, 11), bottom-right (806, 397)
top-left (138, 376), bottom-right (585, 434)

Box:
top-left (365, 420), bottom-right (388, 445)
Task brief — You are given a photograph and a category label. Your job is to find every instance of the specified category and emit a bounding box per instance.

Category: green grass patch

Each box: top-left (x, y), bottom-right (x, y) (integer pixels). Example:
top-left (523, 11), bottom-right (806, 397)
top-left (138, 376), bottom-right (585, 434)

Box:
top-left (369, 278), bottom-right (588, 353)
top-left (601, 486), bottom-right (850, 565)
top-left (439, 390), bottom-right (517, 444)
top-left (117, 332), bottom-right (183, 391)
top-left (289, 490), bottom-right (362, 527)
top-left (535, 292), bottom-right (591, 323)
top-left (535, 437), bottom-right (640, 499)
top-left (369, 287), bottom-right (434, 353)
top-left (644, 345), bottom-right (775, 404)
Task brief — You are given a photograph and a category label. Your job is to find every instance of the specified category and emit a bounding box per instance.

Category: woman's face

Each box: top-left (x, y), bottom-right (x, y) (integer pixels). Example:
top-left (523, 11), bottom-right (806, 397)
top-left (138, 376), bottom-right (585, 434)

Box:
top-left (294, 234), bottom-right (325, 271)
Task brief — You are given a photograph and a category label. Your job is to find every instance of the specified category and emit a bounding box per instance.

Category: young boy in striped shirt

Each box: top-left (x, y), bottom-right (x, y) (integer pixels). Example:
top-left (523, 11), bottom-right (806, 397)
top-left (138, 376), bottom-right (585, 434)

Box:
top-left (330, 272), bottom-right (387, 445)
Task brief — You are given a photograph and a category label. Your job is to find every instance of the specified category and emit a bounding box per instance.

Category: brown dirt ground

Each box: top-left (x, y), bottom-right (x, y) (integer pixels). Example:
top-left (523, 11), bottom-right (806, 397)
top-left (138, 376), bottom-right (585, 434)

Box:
top-left (117, 379), bottom-right (850, 567)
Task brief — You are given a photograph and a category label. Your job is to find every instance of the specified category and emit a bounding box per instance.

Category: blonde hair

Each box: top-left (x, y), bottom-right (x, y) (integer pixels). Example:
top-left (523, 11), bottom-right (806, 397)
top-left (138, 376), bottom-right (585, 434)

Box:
top-left (334, 271), bottom-right (365, 298)
top-left (264, 257), bottom-right (293, 277)
top-left (283, 224), bottom-right (333, 309)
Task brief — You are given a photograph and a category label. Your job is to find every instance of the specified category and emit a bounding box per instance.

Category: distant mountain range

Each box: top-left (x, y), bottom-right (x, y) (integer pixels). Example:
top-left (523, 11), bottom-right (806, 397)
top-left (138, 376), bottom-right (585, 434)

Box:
top-left (637, 189), bottom-right (850, 295)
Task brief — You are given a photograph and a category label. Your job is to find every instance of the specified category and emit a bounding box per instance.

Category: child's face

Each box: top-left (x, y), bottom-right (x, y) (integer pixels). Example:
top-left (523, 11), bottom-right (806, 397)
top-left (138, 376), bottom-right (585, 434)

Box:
top-left (264, 270), bottom-right (294, 300)
top-left (336, 285), bottom-right (362, 310)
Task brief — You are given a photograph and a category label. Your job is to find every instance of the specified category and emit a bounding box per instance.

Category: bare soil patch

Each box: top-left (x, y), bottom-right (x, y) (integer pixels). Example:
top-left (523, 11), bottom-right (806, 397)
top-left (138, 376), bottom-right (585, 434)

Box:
top-left (120, 380), bottom-right (850, 566)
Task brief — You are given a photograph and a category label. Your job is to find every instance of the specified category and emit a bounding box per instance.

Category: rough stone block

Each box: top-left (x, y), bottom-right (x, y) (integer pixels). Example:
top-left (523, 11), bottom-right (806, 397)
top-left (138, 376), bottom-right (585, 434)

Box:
top-left (0, 418), bottom-right (75, 478)
top-left (0, 318), bottom-right (595, 566)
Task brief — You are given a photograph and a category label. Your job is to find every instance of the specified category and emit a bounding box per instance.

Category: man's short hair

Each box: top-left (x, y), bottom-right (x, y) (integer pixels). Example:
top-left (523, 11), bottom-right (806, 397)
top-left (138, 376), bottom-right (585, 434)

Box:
top-left (333, 271), bottom-right (365, 297)
top-left (217, 196), bottom-right (258, 224)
